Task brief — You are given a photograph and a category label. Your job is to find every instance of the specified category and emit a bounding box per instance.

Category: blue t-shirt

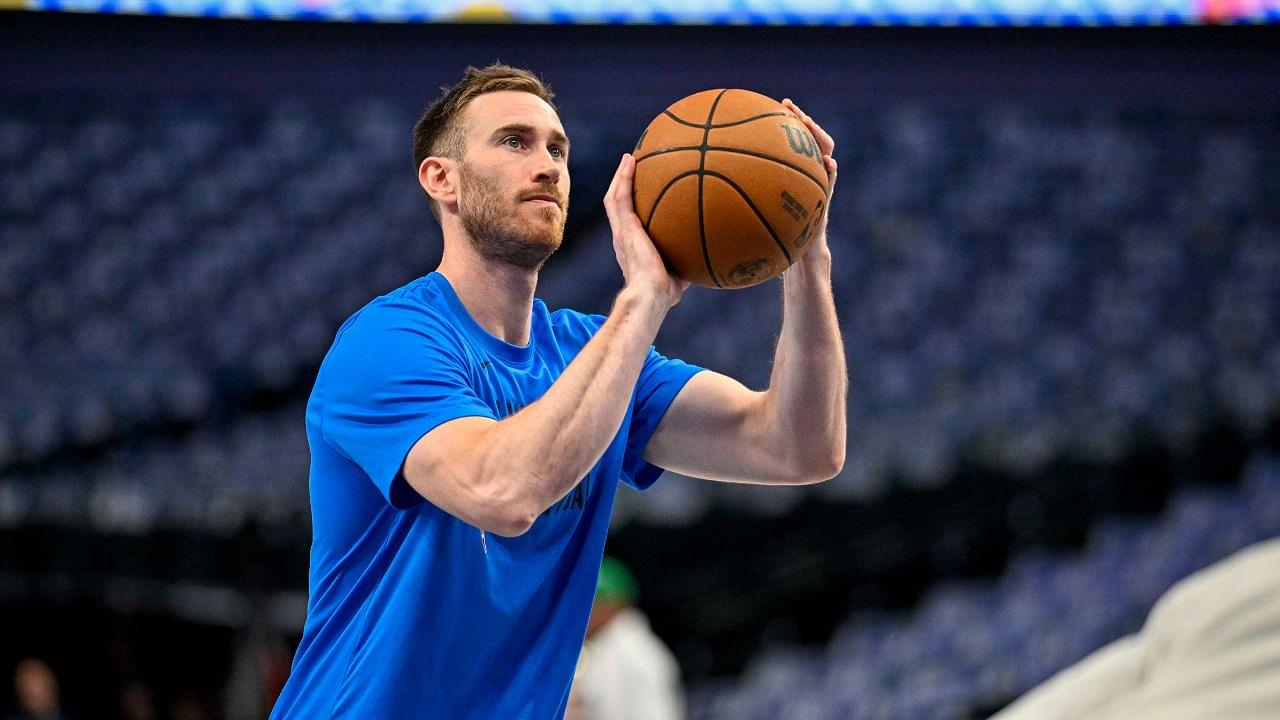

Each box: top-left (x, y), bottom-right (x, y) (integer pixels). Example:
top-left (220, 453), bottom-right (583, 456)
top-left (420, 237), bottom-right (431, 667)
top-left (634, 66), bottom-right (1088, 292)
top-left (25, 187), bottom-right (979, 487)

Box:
top-left (270, 272), bottom-right (701, 720)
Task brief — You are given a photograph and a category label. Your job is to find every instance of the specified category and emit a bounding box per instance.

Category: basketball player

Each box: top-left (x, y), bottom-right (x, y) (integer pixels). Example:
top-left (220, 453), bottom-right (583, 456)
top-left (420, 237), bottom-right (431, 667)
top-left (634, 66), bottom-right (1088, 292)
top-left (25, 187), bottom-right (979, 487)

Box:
top-left (269, 64), bottom-right (846, 719)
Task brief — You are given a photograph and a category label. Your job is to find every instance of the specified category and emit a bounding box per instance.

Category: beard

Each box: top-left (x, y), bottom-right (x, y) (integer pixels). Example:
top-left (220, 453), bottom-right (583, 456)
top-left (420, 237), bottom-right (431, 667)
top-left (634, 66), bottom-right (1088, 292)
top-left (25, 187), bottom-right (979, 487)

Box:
top-left (457, 161), bottom-right (568, 271)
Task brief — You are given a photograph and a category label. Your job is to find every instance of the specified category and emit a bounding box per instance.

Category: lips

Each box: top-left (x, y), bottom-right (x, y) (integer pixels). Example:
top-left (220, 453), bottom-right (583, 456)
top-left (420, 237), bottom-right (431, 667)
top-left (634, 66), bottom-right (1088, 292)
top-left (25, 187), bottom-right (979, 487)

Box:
top-left (523, 194), bottom-right (560, 206)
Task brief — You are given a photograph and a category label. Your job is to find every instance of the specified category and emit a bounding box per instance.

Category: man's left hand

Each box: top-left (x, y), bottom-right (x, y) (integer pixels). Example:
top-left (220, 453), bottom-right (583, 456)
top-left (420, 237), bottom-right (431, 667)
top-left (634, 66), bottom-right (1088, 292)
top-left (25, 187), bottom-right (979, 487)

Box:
top-left (782, 98), bottom-right (837, 258)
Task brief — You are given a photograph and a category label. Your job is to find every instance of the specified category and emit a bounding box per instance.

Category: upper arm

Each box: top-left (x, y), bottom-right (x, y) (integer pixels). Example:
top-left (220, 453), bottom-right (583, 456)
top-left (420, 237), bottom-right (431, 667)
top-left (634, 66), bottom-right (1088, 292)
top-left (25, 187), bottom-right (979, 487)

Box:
top-left (643, 370), bottom-right (803, 484)
top-left (319, 308), bottom-right (512, 527)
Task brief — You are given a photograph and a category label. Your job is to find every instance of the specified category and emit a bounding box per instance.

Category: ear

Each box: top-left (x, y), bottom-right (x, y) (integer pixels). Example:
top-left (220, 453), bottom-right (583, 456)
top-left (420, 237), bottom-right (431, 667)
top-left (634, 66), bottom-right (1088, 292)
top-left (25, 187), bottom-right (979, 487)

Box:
top-left (419, 156), bottom-right (458, 210)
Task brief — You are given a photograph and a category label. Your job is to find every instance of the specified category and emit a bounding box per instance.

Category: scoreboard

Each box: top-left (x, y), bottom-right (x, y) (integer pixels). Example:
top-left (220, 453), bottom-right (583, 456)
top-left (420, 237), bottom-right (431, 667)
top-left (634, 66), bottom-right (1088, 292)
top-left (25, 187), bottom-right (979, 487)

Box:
top-left (18, 0), bottom-right (1280, 28)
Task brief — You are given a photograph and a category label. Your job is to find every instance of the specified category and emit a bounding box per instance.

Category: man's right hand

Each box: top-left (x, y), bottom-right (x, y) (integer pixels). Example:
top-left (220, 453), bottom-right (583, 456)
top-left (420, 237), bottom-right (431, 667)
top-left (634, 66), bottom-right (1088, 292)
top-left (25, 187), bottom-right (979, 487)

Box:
top-left (604, 153), bottom-right (690, 311)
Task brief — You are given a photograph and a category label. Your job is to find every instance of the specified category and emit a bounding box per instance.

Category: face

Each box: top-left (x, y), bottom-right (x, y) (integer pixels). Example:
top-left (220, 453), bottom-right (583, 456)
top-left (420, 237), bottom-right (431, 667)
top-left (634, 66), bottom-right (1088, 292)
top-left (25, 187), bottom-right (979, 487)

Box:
top-left (455, 91), bottom-right (571, 270)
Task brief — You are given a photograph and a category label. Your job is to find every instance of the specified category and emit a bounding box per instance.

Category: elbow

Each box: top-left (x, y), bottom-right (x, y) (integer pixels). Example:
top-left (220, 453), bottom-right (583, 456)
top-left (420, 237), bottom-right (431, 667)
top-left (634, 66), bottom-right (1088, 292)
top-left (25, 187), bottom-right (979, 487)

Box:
top-left (487, 508), bottom-right (537, 537)
top-left (473, 476), bottom-right (542, 538)
top-left (401, 431), bottom-right (542, 537)
top-left (800, 454), bottom-right (844, 485)
top-left (478, 490), bottom-right (539, 538)
top-left (789, 439), bottom-right (845, 485)
top-left (817, 443), bottom-right (846, 482)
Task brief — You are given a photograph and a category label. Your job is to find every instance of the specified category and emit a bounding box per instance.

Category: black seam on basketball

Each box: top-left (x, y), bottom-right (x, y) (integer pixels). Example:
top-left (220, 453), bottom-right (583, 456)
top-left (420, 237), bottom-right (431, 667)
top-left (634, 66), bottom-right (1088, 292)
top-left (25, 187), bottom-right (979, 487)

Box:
top-left (702, 171), bottom-right (793, 265)
top-left (698, 90), bottom-right (729, 289)
top-left (709, 111), bottom-right (793, 129)
top-left (636, 145), bottom-right (826, 192)
top-left (642, 170), bottom-right (700, 233)
top-left (662, 109), bottom-right (791, 130)
top-left (706, 146), bottom-right (828, 192)
top-left (634, 147), bottom-right (699, 164)
top-left (662, 110), bottom-right (702, 129)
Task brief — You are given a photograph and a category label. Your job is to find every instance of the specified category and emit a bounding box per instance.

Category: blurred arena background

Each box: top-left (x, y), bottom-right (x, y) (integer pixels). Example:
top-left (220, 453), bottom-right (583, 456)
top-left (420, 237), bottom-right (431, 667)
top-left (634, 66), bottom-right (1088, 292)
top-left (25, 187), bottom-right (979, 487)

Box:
top-left (1, 2), bottom-right (1279, 718)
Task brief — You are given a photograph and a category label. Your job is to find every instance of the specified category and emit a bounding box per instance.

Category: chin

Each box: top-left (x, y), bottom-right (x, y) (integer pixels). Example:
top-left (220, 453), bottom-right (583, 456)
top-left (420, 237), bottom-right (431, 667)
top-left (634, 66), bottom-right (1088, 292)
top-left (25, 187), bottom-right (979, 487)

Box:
top-left (529, 236), bottom-right (563, 260)
top-left (519, 217), bottom-right (565, 253)
top-left (496, 231), bottom-right (563, 271)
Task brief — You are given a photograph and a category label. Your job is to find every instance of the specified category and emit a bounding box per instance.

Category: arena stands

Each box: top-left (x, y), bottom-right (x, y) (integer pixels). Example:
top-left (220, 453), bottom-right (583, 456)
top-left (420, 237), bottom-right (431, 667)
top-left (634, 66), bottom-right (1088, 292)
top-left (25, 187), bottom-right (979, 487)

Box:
top-left (2, 29), bottom-right (1279, 716)
top-left (2, 100), bottom-right (1277, 522)
top-left (687, 451), bottom-right (1280, 720)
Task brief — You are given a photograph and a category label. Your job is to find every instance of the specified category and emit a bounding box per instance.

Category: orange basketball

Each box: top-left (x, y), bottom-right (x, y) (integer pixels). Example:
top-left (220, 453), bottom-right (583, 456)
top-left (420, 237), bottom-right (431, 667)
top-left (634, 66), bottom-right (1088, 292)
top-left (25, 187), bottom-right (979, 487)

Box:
top-left (631, 89), bottom-right (829, 289)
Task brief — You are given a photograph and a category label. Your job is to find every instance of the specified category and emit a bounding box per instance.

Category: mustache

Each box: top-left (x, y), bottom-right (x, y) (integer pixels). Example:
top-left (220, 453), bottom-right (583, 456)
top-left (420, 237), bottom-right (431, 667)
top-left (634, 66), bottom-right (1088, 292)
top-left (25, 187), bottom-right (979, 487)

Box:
top-left (518, 186), bottom-right (566, 207)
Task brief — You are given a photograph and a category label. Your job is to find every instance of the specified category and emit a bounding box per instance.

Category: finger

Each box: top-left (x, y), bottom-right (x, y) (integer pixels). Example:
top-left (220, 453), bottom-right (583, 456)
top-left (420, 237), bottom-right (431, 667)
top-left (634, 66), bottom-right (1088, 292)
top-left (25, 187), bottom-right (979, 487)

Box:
top-left (811, 121), bottom-right (835, 156)
top-left (782, 98), bottom-right (810, 126)
top-left (782, 98), bottom-right (807, 131)
top-left (609, 155), bottom-right (633, 214)
top-left (603, 154), bottom-right (625, 226)
top-left (824, 154), bottom-right (838, 193)
top-left (604, 154), bottom-right (622, 206)
top-left (798, 108), bottom-right (839, 155)
top-left (616, 153), bottom-right (634, 207)
top-left (615, 154), bottom-right (644, 229)
top-left (786, 100), bottom-right (834, 157)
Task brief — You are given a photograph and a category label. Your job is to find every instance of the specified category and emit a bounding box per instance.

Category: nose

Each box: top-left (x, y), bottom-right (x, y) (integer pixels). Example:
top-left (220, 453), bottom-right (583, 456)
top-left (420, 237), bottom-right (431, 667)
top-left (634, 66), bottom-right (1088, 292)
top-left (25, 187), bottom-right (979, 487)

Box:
top-left (531, 148), bottom-right (561, 186)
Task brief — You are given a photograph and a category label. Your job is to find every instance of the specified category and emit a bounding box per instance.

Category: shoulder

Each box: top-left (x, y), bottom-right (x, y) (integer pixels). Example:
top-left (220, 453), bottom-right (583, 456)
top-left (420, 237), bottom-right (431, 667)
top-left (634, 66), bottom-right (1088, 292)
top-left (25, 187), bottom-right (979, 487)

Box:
top-left (341, 277), bottom-right (460, 337)
top-left (326, 277), bottom-right (468, 366)
top-left (547, 306), bottom-right (607, 342)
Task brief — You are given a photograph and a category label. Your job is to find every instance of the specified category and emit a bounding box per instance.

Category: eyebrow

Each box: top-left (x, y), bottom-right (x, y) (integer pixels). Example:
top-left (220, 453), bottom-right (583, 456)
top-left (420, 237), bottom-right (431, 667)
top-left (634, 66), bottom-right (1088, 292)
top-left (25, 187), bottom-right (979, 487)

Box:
top-left (491, 123), bottom-right (571, 151)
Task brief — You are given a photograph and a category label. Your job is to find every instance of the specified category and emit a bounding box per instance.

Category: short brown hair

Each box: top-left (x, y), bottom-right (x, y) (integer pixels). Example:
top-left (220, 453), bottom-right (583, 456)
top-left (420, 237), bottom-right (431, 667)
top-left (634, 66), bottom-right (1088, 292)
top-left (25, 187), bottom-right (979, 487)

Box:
top-left (413, 63), bottom-right (557, 222)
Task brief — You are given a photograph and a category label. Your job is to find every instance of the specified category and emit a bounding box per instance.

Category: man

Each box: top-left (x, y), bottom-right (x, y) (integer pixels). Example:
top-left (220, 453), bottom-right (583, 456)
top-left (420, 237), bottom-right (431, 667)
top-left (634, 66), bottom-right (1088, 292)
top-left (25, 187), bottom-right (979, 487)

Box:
top-left (566, 557), bottom-right (684, 720)
top-left (270, 64), bottom-right (845, 719)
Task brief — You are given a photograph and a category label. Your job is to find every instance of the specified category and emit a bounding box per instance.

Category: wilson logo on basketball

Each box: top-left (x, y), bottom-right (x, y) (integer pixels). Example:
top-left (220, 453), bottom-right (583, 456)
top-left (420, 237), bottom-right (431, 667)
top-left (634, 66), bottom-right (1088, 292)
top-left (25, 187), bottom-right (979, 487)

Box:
top-left (781, 124), bottom-right (818, 158)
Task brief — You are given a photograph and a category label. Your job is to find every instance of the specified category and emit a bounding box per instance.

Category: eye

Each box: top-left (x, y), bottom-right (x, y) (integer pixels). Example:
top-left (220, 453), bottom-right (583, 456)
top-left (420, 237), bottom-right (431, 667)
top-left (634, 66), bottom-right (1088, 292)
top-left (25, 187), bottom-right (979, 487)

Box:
top-left (550, 145), bottom-right (566, 159)
top-left (502, 136), bottom-right (523, 149)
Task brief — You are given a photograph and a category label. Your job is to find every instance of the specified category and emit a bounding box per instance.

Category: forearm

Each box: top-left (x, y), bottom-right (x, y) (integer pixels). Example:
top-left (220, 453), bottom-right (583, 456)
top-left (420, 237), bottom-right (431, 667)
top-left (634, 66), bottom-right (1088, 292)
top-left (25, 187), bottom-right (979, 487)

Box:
top-left (765, 247), bottom-right (847, 474)
top-left (479, 287), bottom-right (668, 518)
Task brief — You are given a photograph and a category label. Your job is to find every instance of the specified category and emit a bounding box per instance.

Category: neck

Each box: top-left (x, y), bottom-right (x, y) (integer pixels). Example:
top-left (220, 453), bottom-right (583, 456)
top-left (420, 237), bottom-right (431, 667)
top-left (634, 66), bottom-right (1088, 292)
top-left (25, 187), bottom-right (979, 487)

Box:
top-left (436, 237), bottom-right (538, 347)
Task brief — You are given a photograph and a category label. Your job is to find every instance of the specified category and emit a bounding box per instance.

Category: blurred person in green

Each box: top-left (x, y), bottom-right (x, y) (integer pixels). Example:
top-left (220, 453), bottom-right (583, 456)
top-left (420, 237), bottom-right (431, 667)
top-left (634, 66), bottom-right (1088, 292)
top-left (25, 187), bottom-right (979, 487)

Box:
top-left (566, 557), bottom-right (684, 720)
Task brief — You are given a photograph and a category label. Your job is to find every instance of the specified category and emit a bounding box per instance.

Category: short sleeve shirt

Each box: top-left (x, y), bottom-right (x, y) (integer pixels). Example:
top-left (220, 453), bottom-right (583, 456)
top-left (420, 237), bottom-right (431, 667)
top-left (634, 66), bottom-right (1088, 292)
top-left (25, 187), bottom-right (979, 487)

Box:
top-left (269, 272), bottom-right (701, 720)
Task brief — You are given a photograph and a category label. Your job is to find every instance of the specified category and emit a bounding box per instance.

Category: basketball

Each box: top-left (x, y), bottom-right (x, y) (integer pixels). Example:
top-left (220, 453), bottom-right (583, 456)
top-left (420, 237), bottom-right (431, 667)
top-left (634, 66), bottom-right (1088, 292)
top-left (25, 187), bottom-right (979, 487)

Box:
top-left (631, 89), bottom-right (830, 289)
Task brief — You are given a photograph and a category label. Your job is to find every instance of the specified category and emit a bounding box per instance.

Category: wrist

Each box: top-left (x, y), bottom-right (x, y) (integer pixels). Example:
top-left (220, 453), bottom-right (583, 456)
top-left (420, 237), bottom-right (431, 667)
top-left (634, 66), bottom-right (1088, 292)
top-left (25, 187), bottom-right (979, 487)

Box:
top-left (791, 244), bottom-right (832, 276)
top-left (615, 284), bottom-right (671, 323)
